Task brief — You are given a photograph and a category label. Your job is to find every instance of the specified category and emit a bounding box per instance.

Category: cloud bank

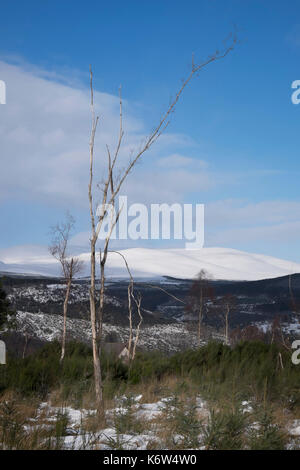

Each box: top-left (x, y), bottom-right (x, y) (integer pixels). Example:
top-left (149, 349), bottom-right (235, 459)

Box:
top-left (0, 59), bottom-right (300, 262)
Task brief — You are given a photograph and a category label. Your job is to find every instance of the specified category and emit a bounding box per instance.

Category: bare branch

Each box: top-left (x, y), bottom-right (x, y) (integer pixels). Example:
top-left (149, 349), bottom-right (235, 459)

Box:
top-left (49, 213), bottom-right (83, 362)
top-left (87, 33), bottom-right (238, 415)
top-left (105, 33), bottom-right (238, 206)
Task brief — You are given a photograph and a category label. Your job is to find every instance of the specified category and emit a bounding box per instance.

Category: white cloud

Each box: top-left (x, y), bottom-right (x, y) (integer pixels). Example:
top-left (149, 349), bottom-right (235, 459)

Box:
top-left (0, 59), bottom-right (230, 210)
top-left (205, 199), bottom-right (300, 245)
top-left (206, 199), bottom-right (300, 227)
top-left (0, 59), bottom-right (224, 212)
top-left (209, 221), bottom-right (300, 245)
top-left (2, 59), bottom-right (299, 260)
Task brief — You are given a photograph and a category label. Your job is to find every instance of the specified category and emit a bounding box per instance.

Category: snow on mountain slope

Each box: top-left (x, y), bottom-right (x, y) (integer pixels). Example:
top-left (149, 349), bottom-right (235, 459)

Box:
top-left (1, 246), bottom-right (300, 281)
top-left (92, 247), bottom-right (300, 281)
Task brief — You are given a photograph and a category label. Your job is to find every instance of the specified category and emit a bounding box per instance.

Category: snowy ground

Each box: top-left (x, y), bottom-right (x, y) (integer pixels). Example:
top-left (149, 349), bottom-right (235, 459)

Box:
top-left (255, 317), bottom-right (300, 335)
top-left (21, 395), bottom-right (300, 450)
top-left (8, 283), bottom-right (121, 307)
top-left (14, 311), bottom-right (200, 353)
top-left (24, 395), bottom-right (209, 450)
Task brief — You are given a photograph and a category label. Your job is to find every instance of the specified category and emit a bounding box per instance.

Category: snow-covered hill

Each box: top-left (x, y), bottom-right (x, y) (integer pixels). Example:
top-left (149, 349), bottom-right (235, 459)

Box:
top-left (1, 246), bottom-right (300, 281)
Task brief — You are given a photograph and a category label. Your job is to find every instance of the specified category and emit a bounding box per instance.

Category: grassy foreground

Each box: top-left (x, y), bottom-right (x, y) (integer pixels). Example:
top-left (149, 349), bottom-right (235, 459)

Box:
top-left (0, 340), bottom-right (299, 449)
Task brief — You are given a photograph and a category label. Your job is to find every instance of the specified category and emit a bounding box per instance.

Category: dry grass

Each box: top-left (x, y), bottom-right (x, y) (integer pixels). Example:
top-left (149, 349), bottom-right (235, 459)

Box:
top-left (1, 373), bottom-right (299, 450)
top-left (118, 375), bottom-right (198, 405)
top-left (81, 412), bottom-right (106, 434)
top-left (0, 391), bottom-right (39, 421)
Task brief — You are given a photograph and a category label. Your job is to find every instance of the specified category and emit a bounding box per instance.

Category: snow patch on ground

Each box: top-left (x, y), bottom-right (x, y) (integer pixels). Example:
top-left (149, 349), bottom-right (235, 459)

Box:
top-left (20, 396), bottom-right (300, 450)
top-left (26, 394), bottom-right (211, 450)
top-left (14, 311), bottom-right (200, 352)
top-left (289, 420), bottom-right (300, 437)
top-left (8, 284), bottom-right (121, 307)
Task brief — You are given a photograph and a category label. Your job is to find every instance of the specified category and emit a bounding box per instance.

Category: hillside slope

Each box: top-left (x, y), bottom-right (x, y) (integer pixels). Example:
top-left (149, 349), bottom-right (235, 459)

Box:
top-left (1, 246), bottom-right (300, 281)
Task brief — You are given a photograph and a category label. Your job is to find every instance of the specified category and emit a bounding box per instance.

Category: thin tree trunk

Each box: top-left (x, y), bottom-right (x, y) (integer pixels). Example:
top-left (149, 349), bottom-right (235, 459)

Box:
top-left (198, 306), bottom-right (202, 346)
top-left (225, 307), bottom-right (229, 345)
top-left (278, 352), bottom-right (284, 370)
top-left (132, 295), bottom-right (143, 361)
top-left (99, 257), bottom-right (105, 341)
top-left (60, 278), bottom-right (71, 362)
top-left (127, 283), bottom-right (133, 360)
top-left (271, 328), bottom-right (274, 344)
top-left (90, 240), bottom-right (104, 417)
top-left (88, 66), bottom-right (104, 418)
top-left (198, 288), bottom-right (203, 346)
top-left (22, 334), bottom-right (29, 359)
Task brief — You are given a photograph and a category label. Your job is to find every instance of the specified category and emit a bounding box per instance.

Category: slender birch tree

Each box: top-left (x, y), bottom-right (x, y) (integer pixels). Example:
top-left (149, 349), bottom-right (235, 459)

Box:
top-left (186, 269), bottom-right (213, 346)
top-left (88, 33), bottom-right (238, 415)
top-left (49, 213), bottom-right (83, 362)
top-left (110, 250), bottom-right (143, 362)
top-left (218, 294), bottom-right (236, 345)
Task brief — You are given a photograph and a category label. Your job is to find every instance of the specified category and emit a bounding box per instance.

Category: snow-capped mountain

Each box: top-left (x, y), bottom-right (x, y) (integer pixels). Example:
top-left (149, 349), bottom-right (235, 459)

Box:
top-left (1, 246), bottom-right (300, 281)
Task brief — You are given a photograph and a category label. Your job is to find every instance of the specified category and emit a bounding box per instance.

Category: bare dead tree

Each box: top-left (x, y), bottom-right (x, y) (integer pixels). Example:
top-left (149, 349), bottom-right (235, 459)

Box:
top-left (186, 269), bottom-right (213, 346)
top-left (132, 292), bottom-right (143, 361)
top-left (218, 294), bottom-right (236, 345)
top-left (49, 213), bottom-right (83, 362)
top-left (230, 324), bottom-right (266, 346)
top-left (22, 333), bottom-right (30, 359)
top-left (140, 283), bottom-right (186, 305)
top-left (110, 250), bottom-right (143, 362)
top-left (87, 33), bottom-right (238, 415)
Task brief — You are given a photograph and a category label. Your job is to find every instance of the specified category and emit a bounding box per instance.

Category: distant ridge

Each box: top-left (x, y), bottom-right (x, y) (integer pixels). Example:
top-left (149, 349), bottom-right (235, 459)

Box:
top-left (1, 246), bottom-right (300, 281)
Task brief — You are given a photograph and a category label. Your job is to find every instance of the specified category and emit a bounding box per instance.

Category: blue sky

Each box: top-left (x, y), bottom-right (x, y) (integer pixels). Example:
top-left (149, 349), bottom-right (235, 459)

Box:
top-left (1, 0), bottom-right (300, 262)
